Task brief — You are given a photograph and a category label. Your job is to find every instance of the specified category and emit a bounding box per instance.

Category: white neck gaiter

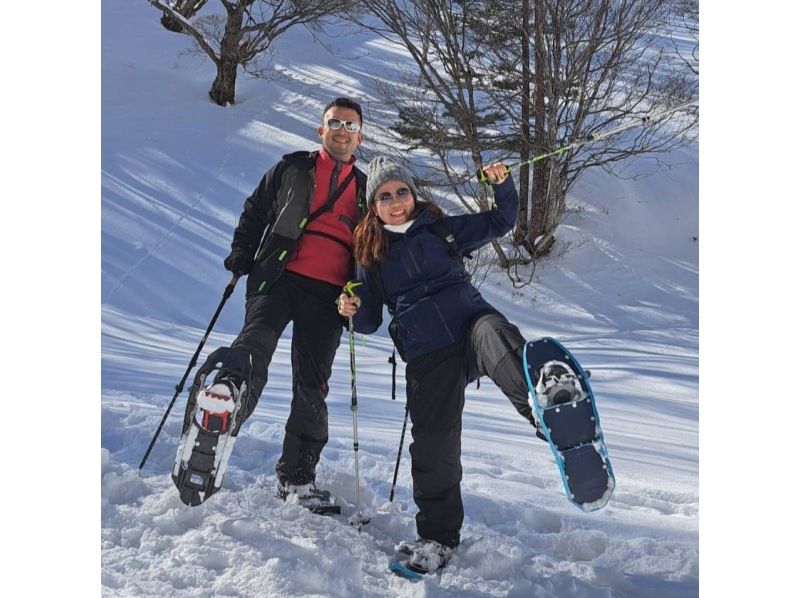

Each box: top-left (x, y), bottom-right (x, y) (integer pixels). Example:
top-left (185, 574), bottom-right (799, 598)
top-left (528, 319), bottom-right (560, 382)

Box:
top-left (384, 220), bottom-right (415, 234)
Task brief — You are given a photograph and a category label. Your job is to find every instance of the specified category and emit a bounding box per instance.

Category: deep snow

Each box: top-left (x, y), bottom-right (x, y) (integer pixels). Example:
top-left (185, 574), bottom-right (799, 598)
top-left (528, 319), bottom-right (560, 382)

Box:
top-left (21, 0), bottom-right (800, 594)
top-left (95, 1), bottom-right (704, 596)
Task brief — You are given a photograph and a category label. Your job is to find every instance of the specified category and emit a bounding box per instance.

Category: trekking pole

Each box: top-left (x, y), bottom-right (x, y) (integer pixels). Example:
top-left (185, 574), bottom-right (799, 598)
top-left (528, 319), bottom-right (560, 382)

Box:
top-left (344, 281), bottom-right (369, 529)
top-left (477, 100), bottom-right (699, 182)
top-left (385, 348), bottom-right (408, 503)
top-left (389, 405), bottom-right (409, 503)
top-left (139, 275), bottom-right (239, 470)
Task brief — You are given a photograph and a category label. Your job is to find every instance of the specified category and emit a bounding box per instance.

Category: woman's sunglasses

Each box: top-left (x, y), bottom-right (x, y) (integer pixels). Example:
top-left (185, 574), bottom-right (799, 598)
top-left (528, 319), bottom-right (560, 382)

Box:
top-left (376, 187), bottom-right (413, 204)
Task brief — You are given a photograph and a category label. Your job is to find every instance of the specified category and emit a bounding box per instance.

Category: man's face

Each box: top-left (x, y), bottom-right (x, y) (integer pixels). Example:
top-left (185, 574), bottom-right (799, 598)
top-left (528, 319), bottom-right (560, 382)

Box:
top-left (318, 106), bottom-right (363, 162)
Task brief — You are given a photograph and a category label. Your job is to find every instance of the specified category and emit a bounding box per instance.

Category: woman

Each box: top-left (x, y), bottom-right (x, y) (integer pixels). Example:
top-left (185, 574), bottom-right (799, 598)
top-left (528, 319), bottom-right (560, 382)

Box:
top-left (338, 157), bottom-right (542, 575)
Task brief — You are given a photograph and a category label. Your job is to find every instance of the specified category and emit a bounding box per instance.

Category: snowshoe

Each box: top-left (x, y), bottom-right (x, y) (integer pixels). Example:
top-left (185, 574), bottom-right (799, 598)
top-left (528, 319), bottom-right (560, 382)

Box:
top-left (277, 481), bottom-right (341, 515)
top-left (389, 539), bottom-right (453, 580)
top-left (524, 338), bottom-right (615, 512)
top-left (172, 347), bottom-right (252, 506)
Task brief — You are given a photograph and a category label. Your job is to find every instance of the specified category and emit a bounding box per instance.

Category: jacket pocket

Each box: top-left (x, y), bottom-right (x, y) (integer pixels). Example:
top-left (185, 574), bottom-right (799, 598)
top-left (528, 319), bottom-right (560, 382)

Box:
top-left (246, 233), bottom-right (297, 296)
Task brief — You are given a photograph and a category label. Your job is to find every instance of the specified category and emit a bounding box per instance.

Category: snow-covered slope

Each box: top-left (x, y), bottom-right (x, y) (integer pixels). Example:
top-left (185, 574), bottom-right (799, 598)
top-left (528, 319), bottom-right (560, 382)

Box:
top-left (101, 1), bottom-right (698, 595)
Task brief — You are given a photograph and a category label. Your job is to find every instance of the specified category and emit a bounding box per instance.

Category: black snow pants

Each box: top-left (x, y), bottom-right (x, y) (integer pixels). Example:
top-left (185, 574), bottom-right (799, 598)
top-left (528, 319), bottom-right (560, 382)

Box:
top-left (232, 272), bottom-right (343, 486)
top-left (405, 311), bottom-right (535, 548)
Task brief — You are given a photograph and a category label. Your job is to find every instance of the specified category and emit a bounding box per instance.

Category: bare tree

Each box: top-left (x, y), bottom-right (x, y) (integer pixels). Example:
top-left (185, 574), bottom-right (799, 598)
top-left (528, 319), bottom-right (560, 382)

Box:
top-left (668, 0), bottom-right (699, 76)
top-left (356, 0), bottom-right (698, 265)
top-left (158, 0), bottom-right (209, 33)
top-left (477, 0), bottom-right (698, 253)
top-left (352, 1), bottom-right (523, 267)
top-left (147, 0), bottom-right (348, 105)
top-left (525, 0), bottom-right (696, 252)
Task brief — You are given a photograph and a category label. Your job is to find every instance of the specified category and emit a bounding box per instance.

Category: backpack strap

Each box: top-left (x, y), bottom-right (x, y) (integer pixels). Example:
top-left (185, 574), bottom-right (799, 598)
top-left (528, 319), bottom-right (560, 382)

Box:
top-left (429, 219), bottom-right (463, 259)
top-left (306, 168), bottom-right (357, 225)
top-left (354, 168), bottom-right (368, 218)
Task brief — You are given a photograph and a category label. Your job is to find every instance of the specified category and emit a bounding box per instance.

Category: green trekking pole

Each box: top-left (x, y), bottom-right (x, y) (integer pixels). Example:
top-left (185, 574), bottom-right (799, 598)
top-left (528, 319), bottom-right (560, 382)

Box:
top-left (344, 280), bottom-right (370, 529)
top-left (476, 100), bottom-right (699, 183)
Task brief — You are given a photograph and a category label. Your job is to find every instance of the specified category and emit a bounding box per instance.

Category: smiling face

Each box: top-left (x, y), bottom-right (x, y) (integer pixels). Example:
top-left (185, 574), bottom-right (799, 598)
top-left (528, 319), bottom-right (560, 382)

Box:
top-left (374, 180), bottom-right (416, 226)
top-left (317, 106), bottom-right (363, 162)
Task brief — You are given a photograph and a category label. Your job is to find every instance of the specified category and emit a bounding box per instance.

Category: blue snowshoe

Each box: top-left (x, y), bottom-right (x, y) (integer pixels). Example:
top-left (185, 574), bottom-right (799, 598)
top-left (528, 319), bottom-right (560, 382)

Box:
top-left (523, 338), bottom-right (615, 511)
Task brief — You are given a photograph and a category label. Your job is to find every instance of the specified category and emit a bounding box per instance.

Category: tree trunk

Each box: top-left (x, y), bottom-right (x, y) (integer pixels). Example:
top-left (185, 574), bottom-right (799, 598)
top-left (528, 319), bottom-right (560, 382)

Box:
top-left (491, 240), bottom-right (510, 269)
top-left (209, 59), bottom-right (238, 106)
top-left (514, 0), bottom-right (532, 248)
top-left (207, 3), bottom-right (246, 106)
top-left (531, 231), bottom-right (555, 258)
top-left (545, 167), bottom-right (565, 232)
top-left (529, 0), bottom-right (549, 248)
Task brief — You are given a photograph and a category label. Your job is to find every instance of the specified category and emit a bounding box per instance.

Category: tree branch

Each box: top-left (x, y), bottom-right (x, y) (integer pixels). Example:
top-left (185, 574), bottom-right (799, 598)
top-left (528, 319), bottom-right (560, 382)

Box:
top-left (147, 0), bottom-right (221, 63)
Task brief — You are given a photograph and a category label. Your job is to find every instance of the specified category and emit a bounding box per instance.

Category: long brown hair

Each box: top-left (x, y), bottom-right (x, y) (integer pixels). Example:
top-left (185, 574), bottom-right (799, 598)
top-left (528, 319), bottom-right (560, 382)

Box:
top-left (353, 201), bottom-right (445, 269)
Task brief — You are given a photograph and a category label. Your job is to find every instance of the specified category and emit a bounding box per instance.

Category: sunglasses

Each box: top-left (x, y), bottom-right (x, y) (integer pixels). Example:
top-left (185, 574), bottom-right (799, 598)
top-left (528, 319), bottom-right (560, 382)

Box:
top-left (325, 118), bottom-right (361, 133)
top-left (376, 187), bottom-right (413, 204)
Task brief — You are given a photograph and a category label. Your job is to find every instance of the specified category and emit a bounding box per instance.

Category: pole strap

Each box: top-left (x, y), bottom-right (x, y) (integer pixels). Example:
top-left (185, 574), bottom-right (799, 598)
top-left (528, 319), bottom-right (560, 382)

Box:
top-left (388, 350), bottom-right (397, 401)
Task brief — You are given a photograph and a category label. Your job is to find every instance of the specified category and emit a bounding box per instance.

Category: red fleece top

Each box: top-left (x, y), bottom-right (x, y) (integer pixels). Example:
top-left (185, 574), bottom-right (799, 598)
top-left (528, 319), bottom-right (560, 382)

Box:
top-left (284, 148), bottom-right (358, 287)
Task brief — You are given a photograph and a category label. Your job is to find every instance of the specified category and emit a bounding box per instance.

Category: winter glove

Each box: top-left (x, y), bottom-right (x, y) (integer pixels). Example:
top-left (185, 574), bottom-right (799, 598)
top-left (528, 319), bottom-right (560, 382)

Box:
top-left (223, 250), bottom-right (254, 277)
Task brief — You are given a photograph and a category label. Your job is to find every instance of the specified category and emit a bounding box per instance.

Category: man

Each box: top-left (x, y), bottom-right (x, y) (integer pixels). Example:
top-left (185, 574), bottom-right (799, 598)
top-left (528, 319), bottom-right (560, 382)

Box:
top-left (172, 97), bottom-right (367, 512)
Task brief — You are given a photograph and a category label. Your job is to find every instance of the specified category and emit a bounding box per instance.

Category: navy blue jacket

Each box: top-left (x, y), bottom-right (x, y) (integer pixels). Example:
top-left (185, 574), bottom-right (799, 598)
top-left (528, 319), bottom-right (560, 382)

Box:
top-left (352, 177), bottom-right (518, 361)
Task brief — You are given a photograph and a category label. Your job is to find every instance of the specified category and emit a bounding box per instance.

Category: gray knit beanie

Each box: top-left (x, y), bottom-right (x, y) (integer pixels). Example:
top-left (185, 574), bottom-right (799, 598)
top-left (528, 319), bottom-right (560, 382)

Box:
top-left (366, 156), bottom-right (419, 204)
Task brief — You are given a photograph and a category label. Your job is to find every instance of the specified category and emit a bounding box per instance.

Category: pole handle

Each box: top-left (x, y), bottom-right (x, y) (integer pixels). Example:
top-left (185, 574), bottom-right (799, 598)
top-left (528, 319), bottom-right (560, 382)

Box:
top-left (476, 165), bottom-right (513, 184)
top-left (344, 280), bottom-right (363, 297)
top-left (224, 275), bottom-right (239, 297)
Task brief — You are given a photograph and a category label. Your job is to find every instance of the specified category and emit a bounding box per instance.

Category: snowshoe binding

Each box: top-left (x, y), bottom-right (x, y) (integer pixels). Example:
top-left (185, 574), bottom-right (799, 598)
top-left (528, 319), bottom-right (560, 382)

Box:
top-left (277, 481), bottom-right (341, 515)
top-left (534, 360), bottom-right (586, 407)
top-left (389, 539), bottom-right (454, 580)
top-left (172, 347), bottom-right (252, 506)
